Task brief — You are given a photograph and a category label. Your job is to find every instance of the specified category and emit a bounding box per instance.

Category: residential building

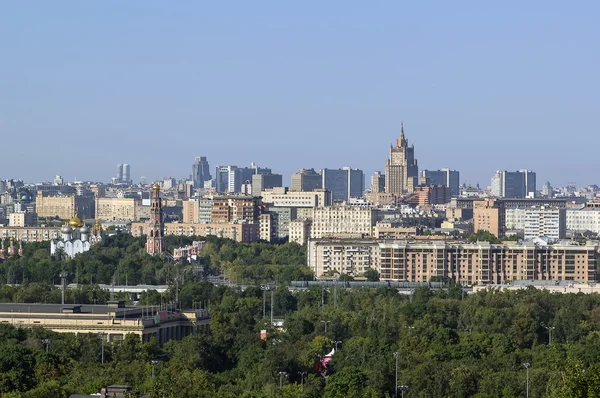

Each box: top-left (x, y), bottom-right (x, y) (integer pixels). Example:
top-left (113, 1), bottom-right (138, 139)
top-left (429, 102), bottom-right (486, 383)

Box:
top-left (132, 221), bottom-right (259, 243)
top-left (35, 192), bottom-right (94, 220)
top-left (405, 185), bottom-right (451, 207)
top-left (385, 124), bottom-right (418, 195)
top-left (291, 168), bottom-right (322, 192)
top-left (211, 196), bottom-right (260, 224)
top-left (566, 208), bottom-right (600, 234)
top-left (0, 227), bottom-right (60, 243)
top-left (8, 211), bottom-right (35, 227)
top-left (322, 167), bottom-right (364, 202)
top-left (419, 169), bottom-right (460, 196)
top-left (261, 187), bottom-right (332, 208)
top-left (192, 157), bottom-right (211, 189)
top-left (308, 239), bottom-right (599, 283)
top-left (473, 198), bottom-right (505, 238)
top-left (370, 171), bottom-right (385, 193)
top-left (95, 197), bottom-right (141, 221)
top-left (523, 207), bottom-right (566, 241)
top-left (490, 170), bottom-right (537, 198)
top-left (289, 218), bottom-right (312, 245)
top-left (310, 207), bottom-right (377, 239)
top-left (251, 173), bottom-right (283, 197)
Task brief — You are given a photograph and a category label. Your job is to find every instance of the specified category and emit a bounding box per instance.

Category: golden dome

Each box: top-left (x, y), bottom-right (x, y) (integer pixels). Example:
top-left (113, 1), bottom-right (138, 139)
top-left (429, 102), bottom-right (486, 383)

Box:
top-left (152, 182), bottom-right (160, 191)
top-left (68, 216), bottom-right (84, 229)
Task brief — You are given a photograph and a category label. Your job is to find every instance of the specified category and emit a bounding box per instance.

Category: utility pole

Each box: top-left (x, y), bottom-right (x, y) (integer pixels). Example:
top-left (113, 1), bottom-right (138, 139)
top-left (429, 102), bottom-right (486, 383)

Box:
top-left (321, 320), bottom-right (331, 333)
top-left (41, 338), bottom-right (50, 352)
top-left (545, 326), bottom-right (555, 345)
top-left (59, 271), bottom-right (68, 305)
top-left (298, 371), bottom-right (307, 391)
top-left (523, 362), bottom-right (531, 398)
top-left (271, 288), bottom-right (274, 326)
top-left (98, 332), bottom-right (106, 365)
top-left (332, 340), bottom-right (342, 350)
top-left (151, 360), bottom-right (159, 378)
top-left (393, 351), bottom-right (399, 398)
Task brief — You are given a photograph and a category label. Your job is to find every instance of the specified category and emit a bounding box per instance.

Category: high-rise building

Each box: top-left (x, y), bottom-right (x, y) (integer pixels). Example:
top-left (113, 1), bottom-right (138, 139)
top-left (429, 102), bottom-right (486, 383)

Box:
top-left (251, 173), bottom-right (283, 197)
top-left (370, 171), bottom-right (385, 193)
top-left (490, 170), bottom-right (536, 198)
top-left (322, 167), bottom-right (364, 202)
top-left (523, 207), bottom-right (566, 241)
top-left (116, 164), bottom-right (131, 184)
top-left (385, 124), bottom-right (418, 195)
top-left (192, 157), bottom-right (211, 189)
top-left (420, 169), bottom-right (460, 196)
top-left (215, 164), bottom-right (272, 193)
top-left (146, 183), bottom-right (166, 255)
top-left (291, 168), bottom-right (322, 192)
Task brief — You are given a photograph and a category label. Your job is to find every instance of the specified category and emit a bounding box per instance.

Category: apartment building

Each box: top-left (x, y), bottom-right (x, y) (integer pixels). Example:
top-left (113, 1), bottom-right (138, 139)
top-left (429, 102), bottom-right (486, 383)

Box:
top-left (261, 187), bottom-right (332, 208)
top-left (307, 238), bottom-right (379, 276)
top-left (36, 192), bottom-right (94, 220)
top-left (289, 218), bottom-right (312, 246)
top-left (566, 208), bottom-right (600, 233)
top-left (310, 207), bottom-right (377, 239)
top-left (473, 199), bottom-right (505, 238)
top-left (95, 197), bottom-right (141, 221)
top-left (211, 196), bottom-right (260, 224)
top-left (0, 227), bottom-right (60, 242)
top-left (131, 221), bottom-right (259, 243)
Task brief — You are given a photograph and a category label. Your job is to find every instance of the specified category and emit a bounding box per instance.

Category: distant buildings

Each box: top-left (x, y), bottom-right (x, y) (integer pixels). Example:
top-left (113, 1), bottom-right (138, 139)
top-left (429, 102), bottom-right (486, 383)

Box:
top-left (192, 157), bottom-right (212, 189)
top-left (321, 167), bottom-right (364, 201)
top-left (116, 164), bottom-right (131, 185)
top-left (385, 124), bottom-right (418, 195)
top-left (490, 170), bottom-right (536, 198)
top-left (35, 191), bottom-right (94, 220)
top-left (370, 171), bottom-right (385, 193)
top-left (291, 168), bottom-right (322, 192)
top-left (145, 183), bottom-right (166, 255)
top-left (251, 173), bottom-right (283, 197)
top-left (215, 163), bottom-right (272, 193)
top-left (420, 169), bottom-right (460, 196)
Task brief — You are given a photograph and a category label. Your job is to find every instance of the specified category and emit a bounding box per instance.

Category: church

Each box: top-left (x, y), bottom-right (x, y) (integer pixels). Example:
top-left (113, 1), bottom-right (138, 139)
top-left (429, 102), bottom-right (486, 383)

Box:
top-left (50, 216), bottom-right (103, 258)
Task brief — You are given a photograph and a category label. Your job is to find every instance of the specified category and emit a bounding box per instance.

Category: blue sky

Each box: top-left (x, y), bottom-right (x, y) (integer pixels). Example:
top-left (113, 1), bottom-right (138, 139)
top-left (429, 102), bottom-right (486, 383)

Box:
top-left (1, 1), bottom-right (598, 188)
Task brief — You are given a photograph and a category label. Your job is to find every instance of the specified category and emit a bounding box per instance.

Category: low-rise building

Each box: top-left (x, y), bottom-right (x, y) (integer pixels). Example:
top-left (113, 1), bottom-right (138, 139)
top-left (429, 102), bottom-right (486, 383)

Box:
top-left (0, 226), bottom-right (60, 242)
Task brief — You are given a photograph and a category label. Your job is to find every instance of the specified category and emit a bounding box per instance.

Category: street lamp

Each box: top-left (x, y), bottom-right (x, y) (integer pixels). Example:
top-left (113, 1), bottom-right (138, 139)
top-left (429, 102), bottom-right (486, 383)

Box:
top-left (97, 332), bottom-right (106, 365)
top-left (278, 371), bottom-right (288, 390)
top-left (151, 360), bottom-right (159, 378)
top-left (298, 371), bottom-right (307, 390)
top-left (393, 351), bottom-right (399, 398)
top-left (545, 326), bottom-right (555, 345)
top-left (41, 338), bottom-right (50, 352)
top-left (523, 362), bottom-right (531, 398)
top-left (332, 340), bottom-right (342, 350)
top-left (398, 385), bottom-right (409, 398)
top-left (589, 282), bottom-right (596, 294)
top-left (320, 320), bottom-right (331, 333)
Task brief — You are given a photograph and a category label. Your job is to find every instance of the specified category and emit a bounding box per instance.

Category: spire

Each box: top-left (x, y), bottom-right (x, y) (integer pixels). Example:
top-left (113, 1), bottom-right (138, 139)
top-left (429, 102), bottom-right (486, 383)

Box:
top-left (401, 122), bottom-right (405, 140)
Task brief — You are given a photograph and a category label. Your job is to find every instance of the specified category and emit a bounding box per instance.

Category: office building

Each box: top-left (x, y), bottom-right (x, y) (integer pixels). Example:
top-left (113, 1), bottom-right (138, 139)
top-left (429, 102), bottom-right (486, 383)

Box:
top-left (370, 171), bottom-right (385, 193)
top-left (420, 169), bottom-right (460, 196)
top-left (405, 185), bottom-right (451, 207)
top-left (291, 169), bottom-right (322, 192)
top-left (215, 164), bottom-right (272, 194)
top-left (251, 173), bottom-right (283, 197)
top-left (192, 156), bottom-right (212, 189)
top-left (385, 124), bottom-right (419, 195)
top-left (490, 170), bottom-right (536, 198)
top-left (35, 192), bottom-right (95, 220)
top-left (95, 197), bottom-right (141, 221)
top-left (116, 164), bottom-right (131, 185)
top-left (322, 167), bottom-right (364, 202)
top-left (308, 239), bottom-right (598, 283)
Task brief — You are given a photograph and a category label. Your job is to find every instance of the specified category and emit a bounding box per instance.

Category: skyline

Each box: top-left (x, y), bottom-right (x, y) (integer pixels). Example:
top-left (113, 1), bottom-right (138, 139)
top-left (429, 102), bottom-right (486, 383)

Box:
top-left (1, 2), bottom-right (598, 186)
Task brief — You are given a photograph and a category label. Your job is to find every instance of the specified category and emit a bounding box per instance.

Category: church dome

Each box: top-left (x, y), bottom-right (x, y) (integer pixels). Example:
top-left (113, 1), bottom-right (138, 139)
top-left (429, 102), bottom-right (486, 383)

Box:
top-left (68, 216), bottom-right (84, 229)
top-left (79, 225), bottom-right (90, 234)
top-left (152, 182), bottom-right (160, 191)
top-left (61, 224), bottom-right (73, 234)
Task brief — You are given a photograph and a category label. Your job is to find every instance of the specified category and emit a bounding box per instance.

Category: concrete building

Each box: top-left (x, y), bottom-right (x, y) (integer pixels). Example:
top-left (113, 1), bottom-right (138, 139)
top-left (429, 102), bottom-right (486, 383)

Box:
top-left (192, 156), bottom-right (211, 189)
top-left (183, 198), bottom-right (214, 224)
top-left (95, 197), bottom-right (141, 221)
top-left (308, 238), bottom-right (599, 283)
top-left (0, 227), bottom-right (60, 243)
top-left (266, 206), bottom-right (297, 240)
top-left (211, 196), bottom-right (260, 224)
top-left (490, 170), bottom-right (537, 198)
top-left (132, 221), bottom-right (259, 243)
top-left (419, 169), bottom-right (460, 196)
top-left (8, 211), bottom-right (35, 227)
top-left (523, 207), bottom-right (566, 241)
top-left (405, 185), bottom-right (451, 207)
top-left (36, 192), bottom-right (95, 221)
top-left (289, 218), bottom-right (312, 245)
top-left (385, 124), bottom-right (418, 195)
top-left (261, 187), bottom-right (332, 208)
top-left (291, 168), bottom-right (322, 192)
top-left (310, 207), bottom-right (377, 239)
top-left (322, 167), bottom-right (364, 202)
top-left (116, 164), bottom-right (131, 184)
top-left (473, 198), bottom-right (505, 238)
top-left (251, 173), bottom-right (283, 197)
top-left (566, 208), bottom-right (600, 234)
top-left (0, 302), bottom-right (209, 346)
top-left (370, 171), bottom-right (385, 193)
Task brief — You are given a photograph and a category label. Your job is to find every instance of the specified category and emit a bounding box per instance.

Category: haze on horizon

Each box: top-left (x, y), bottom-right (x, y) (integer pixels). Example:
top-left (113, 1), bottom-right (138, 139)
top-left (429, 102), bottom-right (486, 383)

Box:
top-left (1, 2), bottom-right (598, 189)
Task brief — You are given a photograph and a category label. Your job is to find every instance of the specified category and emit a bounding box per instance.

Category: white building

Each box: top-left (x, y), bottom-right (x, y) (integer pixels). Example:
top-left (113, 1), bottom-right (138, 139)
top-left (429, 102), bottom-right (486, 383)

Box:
top-left (50, 217), bottom-right (103, 258)
top-left (523, 207), bottom-right (566, 241)
top-left (310, 207), bottom-right (377, 239)
top-left (307, 238), bottom-right (379, 277)
top-left (566, 208), bottom-right (600, 233)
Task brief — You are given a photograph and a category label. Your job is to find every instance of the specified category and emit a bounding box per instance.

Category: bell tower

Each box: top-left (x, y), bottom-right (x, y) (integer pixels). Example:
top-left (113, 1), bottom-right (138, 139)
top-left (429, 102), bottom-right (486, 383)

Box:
top-left (146, 183), bottom-right (166, 255)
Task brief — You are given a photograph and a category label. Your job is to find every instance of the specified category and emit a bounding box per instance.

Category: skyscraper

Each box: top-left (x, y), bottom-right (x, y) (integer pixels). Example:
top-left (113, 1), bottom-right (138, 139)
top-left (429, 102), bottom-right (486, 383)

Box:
top-left (385, 124), bottom-right (418, 195)
top-left (116, 164), bottom-right (131, 184)
top-left (322, 167), bottom-right (364, 201)
top-left (490, 170), bottom-right (537, 198)
top-left (420, 168), bottom-right (460, 196)
top-left (291, 168), bottom-right (322, 192)
top-left (146, 183), bottom-right (166, 255)
top-left (192, 156), bottom-right (211, 188)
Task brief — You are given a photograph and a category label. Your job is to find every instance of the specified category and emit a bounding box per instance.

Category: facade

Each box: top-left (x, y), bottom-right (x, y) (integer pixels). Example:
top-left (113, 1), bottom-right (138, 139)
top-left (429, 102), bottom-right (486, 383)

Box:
top-left (8, 211), bottom-right (35, 227)
top-left (523, 207), bottom-right (566, 241)
top-left (251, 173), bottom-right (283, 197)
top-left (145, 183), bottom-right (166, 255)
top-left (310, 207), bottom-right (377, 239)
top-left (192, 156), bottom-right (211, 189)
top-left (0, 227), bottom-right (60, 242)
top-left (265, 206), bottom-right (297, 240)
top-left (321, 167), bottom-right (364, 202)
top-left (50, 217), bottom-right (103, 258)
top-left (473, 199), bottom-right (505, 238)
top-left (182, 198), bottom-right (214, 224)
top-left (419, 169), bottom-right (460, 196)
top-left (211, 196), bottom-right (260, 223)
top-left (291, 168), bottom-right (322, 192)
top-left (0, 303), bottom-right (210, 346)
top-left (95, 197), bottom-right (141, 221)
top-left (385, 125), bottom-right (419, 195)
top-left (261, 187), bottom-right (332, 208)
top-left (405, 185), bottom-right (451, 207)
top-left (566, 208), bottom-right (600, 233)
top-left (36, 192), bottom-right (95, 220)
top-left (308, 238), bottom-right (599, 283)
top-left (490, 170), bottom-right (537, 198)
top-left (289, 218), bottom-right (312, 245)
top-left (132, 221), bottom-right (259, 243)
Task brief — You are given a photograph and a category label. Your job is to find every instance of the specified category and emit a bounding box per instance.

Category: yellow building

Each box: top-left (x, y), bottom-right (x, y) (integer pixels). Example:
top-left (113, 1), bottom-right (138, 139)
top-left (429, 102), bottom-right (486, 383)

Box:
top-left (95, 197), bottom-right (140, 221)
top-left (131, 221), bottom-right (259, 243)
top-left (36, 192), bottom-right (94, 220)
top-left (0, 226), bottom-right (60, 242)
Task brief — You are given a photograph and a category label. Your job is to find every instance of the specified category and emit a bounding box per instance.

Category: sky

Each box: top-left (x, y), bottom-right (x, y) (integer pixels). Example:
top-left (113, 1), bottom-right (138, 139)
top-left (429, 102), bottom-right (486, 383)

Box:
top-left (1, 1), bottom-right (598, 188)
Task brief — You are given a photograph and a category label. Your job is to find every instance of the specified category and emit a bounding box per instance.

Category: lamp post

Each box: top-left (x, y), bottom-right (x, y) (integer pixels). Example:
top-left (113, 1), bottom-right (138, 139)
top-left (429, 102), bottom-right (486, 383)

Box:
top-left (278, 371), bottom-right (288, 390)
top-left (298, 371), bottom-right (307, 390)
top-left (545, 326), bottom-right (555, 345)
top-left (41, 338), bottom-right (50, 352)
top-left (393, 351), bottom-right (399, 398)
top-left (589, 282), bottom-right (596, 294)
top-left (523, 362), bottom-right (531, 398)
top-left (320, 320), bottom-right (331, 333)
top-left (399, 385), bottom-right (409, 398)
top-left (151, 360), bottom-right (159, 378)
top-left (97, 332), bottom-right (106, 364)
top-left (332, 340), bottom-right (342, 350)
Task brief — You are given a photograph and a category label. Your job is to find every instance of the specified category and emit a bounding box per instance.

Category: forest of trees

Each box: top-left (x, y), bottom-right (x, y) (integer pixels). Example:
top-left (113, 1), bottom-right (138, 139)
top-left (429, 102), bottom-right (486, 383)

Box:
top-left (1, 284), bottom-right (600, 396)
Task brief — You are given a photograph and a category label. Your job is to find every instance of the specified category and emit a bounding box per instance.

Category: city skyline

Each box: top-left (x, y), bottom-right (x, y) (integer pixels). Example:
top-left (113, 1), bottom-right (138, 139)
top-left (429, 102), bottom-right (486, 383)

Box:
top-left (1, 2), bottom-right (598, 186)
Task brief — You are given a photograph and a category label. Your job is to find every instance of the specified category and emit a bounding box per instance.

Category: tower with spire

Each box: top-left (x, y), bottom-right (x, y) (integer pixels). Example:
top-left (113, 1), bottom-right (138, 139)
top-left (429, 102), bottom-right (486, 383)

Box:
top-left (385, 123), bottom-right (419, 195)
top-left (146, 183), bottom-right (166, 255)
